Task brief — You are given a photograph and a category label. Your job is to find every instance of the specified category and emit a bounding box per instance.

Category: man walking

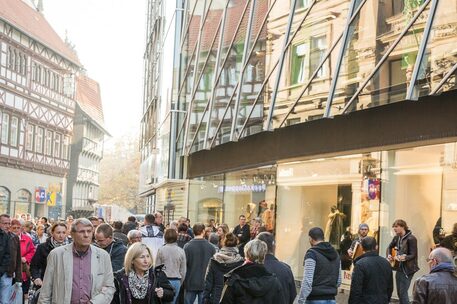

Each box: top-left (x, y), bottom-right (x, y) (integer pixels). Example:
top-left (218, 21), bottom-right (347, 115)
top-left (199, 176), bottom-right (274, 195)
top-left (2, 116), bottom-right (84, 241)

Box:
top-left (233, 215), bottom-right (250, 257)
top-left (412, 247), bottom-right (457, 303)
top-left (257, 232), bottom-right (296, 304)
top-left (94, 223), bottom-right (127, 272)
top-left (297, 227), bottom-right (341, 304)
top-left (38, 218), bottom-right (115, 303)
top-left (0, 215), bottom-right (11, 304)
top-left (0, 214), bottom-right (21, 304)
top-left (349, 237), bottom-right (393, 304)
top-left (140, 213), bottom-right (164, 260)
top-left (387, 219), bottom-right (419, 304)
top-left (183, 223), bottom-right (216, 304)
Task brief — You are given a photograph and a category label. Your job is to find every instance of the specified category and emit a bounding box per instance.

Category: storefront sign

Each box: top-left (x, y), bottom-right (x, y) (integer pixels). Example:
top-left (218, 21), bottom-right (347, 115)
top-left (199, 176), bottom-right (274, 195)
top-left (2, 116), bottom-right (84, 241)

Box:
top-left (218, 184), bottom-right (266, 193)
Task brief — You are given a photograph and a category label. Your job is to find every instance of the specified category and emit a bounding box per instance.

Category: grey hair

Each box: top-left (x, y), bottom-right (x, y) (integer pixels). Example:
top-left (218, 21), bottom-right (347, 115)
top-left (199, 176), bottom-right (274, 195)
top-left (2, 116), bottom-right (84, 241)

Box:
top-left (431, 247), bottom-right (454, 264)
top-left (208, 232), bottom-right (219, 246)
top-left (169, 220), bottom-right (179, 231)
top-left (71, 218), bottom-right (93, 233)
top-left (244, 239), bottom-right (267, 264)
top-left (127, 229), bottom-right (142, 240)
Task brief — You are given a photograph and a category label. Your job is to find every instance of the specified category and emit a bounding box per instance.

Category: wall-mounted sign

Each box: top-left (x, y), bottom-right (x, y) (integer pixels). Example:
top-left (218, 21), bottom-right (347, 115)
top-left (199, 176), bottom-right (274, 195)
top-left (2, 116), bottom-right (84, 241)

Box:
top-left (35, 187), bottom-right (46, 203)
top-left (218, 184), bottom-right (266, 193)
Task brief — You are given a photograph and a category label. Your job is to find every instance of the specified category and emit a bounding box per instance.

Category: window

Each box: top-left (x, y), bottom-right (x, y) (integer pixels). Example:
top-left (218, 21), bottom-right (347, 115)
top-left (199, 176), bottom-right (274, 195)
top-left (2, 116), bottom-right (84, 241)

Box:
top-left (9, 117), bottom-right (18, 147)
top-left (45, 130), bottom-right (53, 156)
top-left (291, 43), bottom-right (309, 84)
top-left (62, 136), bottom-right (69, 160)
top-left (291, 36), bottom-right (327, 85)
top-left (297, 0), bottom-right (312, 9)
top-left (54, 133), bottom-right (61, 158)
top-left (310, 36), bottom-right (327, 79)
top-left (1, 113), bottom-right (9, 144)
top-left (26, 124), bottom-right (34, 151)
top-left (7, 46), bottom-right (27, 76)
top-left (35, 127), bottom-right (43, 153)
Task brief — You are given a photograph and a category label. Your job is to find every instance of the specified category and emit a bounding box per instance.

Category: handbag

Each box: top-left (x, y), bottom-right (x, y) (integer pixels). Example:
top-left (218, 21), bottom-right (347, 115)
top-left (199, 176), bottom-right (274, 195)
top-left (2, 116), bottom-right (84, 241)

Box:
top-left (10, 282), bottom-right (23, 304)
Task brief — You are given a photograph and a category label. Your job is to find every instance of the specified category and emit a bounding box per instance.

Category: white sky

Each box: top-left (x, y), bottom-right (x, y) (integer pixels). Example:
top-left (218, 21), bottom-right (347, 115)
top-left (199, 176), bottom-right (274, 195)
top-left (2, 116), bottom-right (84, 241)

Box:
top-left (43, 0), bottom-right (147, 143)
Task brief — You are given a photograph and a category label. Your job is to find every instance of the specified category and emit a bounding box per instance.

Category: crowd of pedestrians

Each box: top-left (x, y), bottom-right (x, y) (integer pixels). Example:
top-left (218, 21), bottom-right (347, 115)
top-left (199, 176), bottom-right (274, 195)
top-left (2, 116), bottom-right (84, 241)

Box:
top-left (0, 212), bottom-right (456, 304)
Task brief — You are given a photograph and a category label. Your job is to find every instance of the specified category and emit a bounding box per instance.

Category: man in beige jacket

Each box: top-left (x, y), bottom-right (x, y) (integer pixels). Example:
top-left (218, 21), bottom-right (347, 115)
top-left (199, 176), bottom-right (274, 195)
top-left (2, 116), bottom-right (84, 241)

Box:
top-left (38, 218), bottom-right (115, 304)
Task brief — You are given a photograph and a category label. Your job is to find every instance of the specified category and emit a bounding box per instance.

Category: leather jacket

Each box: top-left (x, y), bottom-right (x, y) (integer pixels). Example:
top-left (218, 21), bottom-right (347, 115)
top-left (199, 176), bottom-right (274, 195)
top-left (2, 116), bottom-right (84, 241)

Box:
top-left (412, 263), bottom-right (457, 304)
top-left (387, 230), bottom-right (419, 276)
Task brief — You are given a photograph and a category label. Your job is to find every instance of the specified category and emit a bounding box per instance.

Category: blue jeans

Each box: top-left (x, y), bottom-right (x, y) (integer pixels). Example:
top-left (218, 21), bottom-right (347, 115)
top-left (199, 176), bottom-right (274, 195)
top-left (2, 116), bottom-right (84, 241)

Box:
top-left (167, 279), bottom-right (181, 304)
top-left (305, 301), bottom-right (336, 304)
top-left (184, 290), bottom-right (203, 304)
top-left (0, 273), bottom-right (13, 304)
top-left (396, 271), bottom-right (413, 304)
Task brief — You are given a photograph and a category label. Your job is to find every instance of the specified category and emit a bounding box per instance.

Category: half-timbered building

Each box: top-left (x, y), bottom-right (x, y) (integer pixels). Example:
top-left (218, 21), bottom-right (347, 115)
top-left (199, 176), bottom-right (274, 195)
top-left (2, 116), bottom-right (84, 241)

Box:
top-left (0, 0), bottom-right (81, 219)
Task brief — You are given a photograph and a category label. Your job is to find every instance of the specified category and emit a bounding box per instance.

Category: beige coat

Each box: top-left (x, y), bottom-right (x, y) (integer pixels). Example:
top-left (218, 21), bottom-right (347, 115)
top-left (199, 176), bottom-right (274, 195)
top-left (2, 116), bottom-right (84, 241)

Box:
top-left (38, 243), bottom-right (115, 304)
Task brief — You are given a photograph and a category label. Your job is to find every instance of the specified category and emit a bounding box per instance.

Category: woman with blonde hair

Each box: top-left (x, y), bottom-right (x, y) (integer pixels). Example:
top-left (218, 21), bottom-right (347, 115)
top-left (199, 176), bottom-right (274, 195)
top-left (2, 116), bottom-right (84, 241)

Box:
top-left (111, 242), bottom-right (174, 304)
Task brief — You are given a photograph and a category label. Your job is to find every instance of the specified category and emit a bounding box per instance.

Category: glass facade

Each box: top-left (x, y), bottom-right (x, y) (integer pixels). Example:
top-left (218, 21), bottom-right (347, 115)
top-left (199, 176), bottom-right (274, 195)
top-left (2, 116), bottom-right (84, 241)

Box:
top-left (175, 0), bottom-right (457, 156)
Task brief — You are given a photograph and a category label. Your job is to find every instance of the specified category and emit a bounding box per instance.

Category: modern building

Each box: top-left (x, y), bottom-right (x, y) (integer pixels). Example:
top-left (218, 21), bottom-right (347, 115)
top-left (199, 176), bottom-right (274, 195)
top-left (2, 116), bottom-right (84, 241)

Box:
top-left (139, 0), bottom-right (188, 220)
top-left (143, 0), bottom-right (457, 298)
top-left (0, 0), bottom-right (80, 219)
top-left (66, 75), bottom-right (108, 215)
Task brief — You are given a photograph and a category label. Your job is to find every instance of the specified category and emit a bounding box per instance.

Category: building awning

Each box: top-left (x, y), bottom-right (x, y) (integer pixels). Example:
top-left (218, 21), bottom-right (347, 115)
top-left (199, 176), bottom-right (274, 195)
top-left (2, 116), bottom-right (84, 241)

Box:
top-left (188, 90), bottom-right (457, 178)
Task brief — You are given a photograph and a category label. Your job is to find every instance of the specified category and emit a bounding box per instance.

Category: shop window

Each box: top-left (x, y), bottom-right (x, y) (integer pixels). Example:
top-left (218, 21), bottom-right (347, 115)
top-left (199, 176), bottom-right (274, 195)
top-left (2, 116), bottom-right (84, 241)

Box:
top-left (1, 112), bottom-right (9, 144)
top-left (291, 43), bottom-right (309, 85)
top-left (10, 116), bottom-right (18, 147)
top-left (35, 127), bottom-right (44, 153)
top-left (26, 123), bottom-right (34, 151)
top-left (15, 189), bottom-right (31, 217)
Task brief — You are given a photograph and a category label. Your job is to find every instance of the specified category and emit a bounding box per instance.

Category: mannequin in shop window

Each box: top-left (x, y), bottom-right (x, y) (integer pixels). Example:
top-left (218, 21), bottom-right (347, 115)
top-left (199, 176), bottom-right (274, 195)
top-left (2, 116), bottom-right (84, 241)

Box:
top-left (324, 205), bottom-right (346, 249)
top-left (259, 202), bottom-right (274, 233)
top-left (246, 202), bottom-right (257, 222)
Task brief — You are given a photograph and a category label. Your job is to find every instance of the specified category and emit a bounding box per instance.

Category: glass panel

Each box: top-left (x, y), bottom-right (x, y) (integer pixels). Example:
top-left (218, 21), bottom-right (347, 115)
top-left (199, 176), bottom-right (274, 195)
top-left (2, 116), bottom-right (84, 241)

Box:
top-left (412, 0), bottom-right (457, 96)
top-left (0, 187), bottom-right (10, 214)
top-left (206, 0), bottom-right (252, 146)
top-left (330, 0), bottom-right (429, 115)
top-left (230, 0), bottom-right (272, 139)
top-left (270, 0), bottom-right (350, 127)
top-left (187, 0), bottom-right (226, 153)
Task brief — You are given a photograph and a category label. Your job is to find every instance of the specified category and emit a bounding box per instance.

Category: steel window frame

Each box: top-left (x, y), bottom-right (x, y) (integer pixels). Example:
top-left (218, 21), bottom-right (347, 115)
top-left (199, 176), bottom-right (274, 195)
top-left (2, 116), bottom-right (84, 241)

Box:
top-left (341, 0), bottom-right (432, 114)
top-left (406, 0), bottom-right (439, 100)
top-left (430, 62), bottom-right (457, 95)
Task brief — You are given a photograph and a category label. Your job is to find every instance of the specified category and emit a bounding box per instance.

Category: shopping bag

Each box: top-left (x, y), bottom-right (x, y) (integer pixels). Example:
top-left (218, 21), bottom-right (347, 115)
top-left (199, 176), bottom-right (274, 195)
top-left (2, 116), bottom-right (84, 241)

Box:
top-left (9, 282), bottom-right (23, 304)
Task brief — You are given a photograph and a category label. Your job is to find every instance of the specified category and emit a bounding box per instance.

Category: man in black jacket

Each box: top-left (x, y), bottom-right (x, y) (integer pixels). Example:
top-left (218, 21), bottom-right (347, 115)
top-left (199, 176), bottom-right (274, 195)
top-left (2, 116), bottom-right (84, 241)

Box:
top-left (184, 223), bottom-right (215, 304)
top-left (349, 237), bottom-right (393, 304)
top-left (95, 223), bottom-right (127, 272)
top-left (0, 216), bottom-right (11, 304)
top-left (0, 214), bottom-right (21, 304)
top-left (297, 227), bottom-right (341, 304)
top-left (387, 219), bottom-right (419, 304)
top-left (257, 232), bottom-right (296, 304)
top-left (233, 215), bottom-right (250, 257)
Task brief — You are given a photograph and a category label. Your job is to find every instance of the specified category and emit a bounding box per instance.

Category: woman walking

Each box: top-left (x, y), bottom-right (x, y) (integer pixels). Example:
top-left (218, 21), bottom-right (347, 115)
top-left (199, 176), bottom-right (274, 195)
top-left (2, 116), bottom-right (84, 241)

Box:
top-left (203, 233), bottom-right (244, 304)
top-left (156, 228), bottom-right (186, 304)
top-left (112, 242), bottom-right (174, 304)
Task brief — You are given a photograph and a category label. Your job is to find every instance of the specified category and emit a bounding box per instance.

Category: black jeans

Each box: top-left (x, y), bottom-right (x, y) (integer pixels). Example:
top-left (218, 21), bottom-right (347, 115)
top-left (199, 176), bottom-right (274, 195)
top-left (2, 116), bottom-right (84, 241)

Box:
top-left (396, 271), bottom-right (413, 304)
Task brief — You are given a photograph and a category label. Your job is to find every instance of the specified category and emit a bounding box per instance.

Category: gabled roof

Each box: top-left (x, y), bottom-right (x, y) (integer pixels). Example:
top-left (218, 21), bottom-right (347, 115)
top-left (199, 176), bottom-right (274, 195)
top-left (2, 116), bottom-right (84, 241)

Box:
top-left (0, 0), bottom-right (81, 66)
top-left (75, 75), bottom-right (109, 136)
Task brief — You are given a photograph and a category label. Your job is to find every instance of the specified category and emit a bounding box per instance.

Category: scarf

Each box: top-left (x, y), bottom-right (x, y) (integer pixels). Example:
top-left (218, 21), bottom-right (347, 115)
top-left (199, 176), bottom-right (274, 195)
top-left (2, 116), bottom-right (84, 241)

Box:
top-left (128, 270), bottom-right (149, 299)
top-left (50, 237), bottom-right (69, 248)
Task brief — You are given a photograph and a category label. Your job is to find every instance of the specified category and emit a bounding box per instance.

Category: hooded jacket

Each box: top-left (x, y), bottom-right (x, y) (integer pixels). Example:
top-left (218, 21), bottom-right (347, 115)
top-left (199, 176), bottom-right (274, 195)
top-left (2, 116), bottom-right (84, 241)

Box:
top-left (102, 239), bottom-right (127, 273)
top-left (203, 247), bottom-right (244, 304)
top-left (298, 242), bottom-right (341, 303)
top-left (220, 261), bottom-right (286, 304)
top-left (412, 262), bottom-right (457, 304)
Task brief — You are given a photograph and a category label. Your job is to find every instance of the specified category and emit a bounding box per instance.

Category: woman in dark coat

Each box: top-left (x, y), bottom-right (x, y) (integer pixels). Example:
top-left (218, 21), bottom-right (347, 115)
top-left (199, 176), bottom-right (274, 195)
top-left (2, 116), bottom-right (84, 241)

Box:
top-left (220, 239), bottom-right (285, 304)
top-left (111, 242), bottom-right (174, 304)
top-left (203, 233), bottom-right (244, 304)
top-left (30, 222), bottom-right (69, 286)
